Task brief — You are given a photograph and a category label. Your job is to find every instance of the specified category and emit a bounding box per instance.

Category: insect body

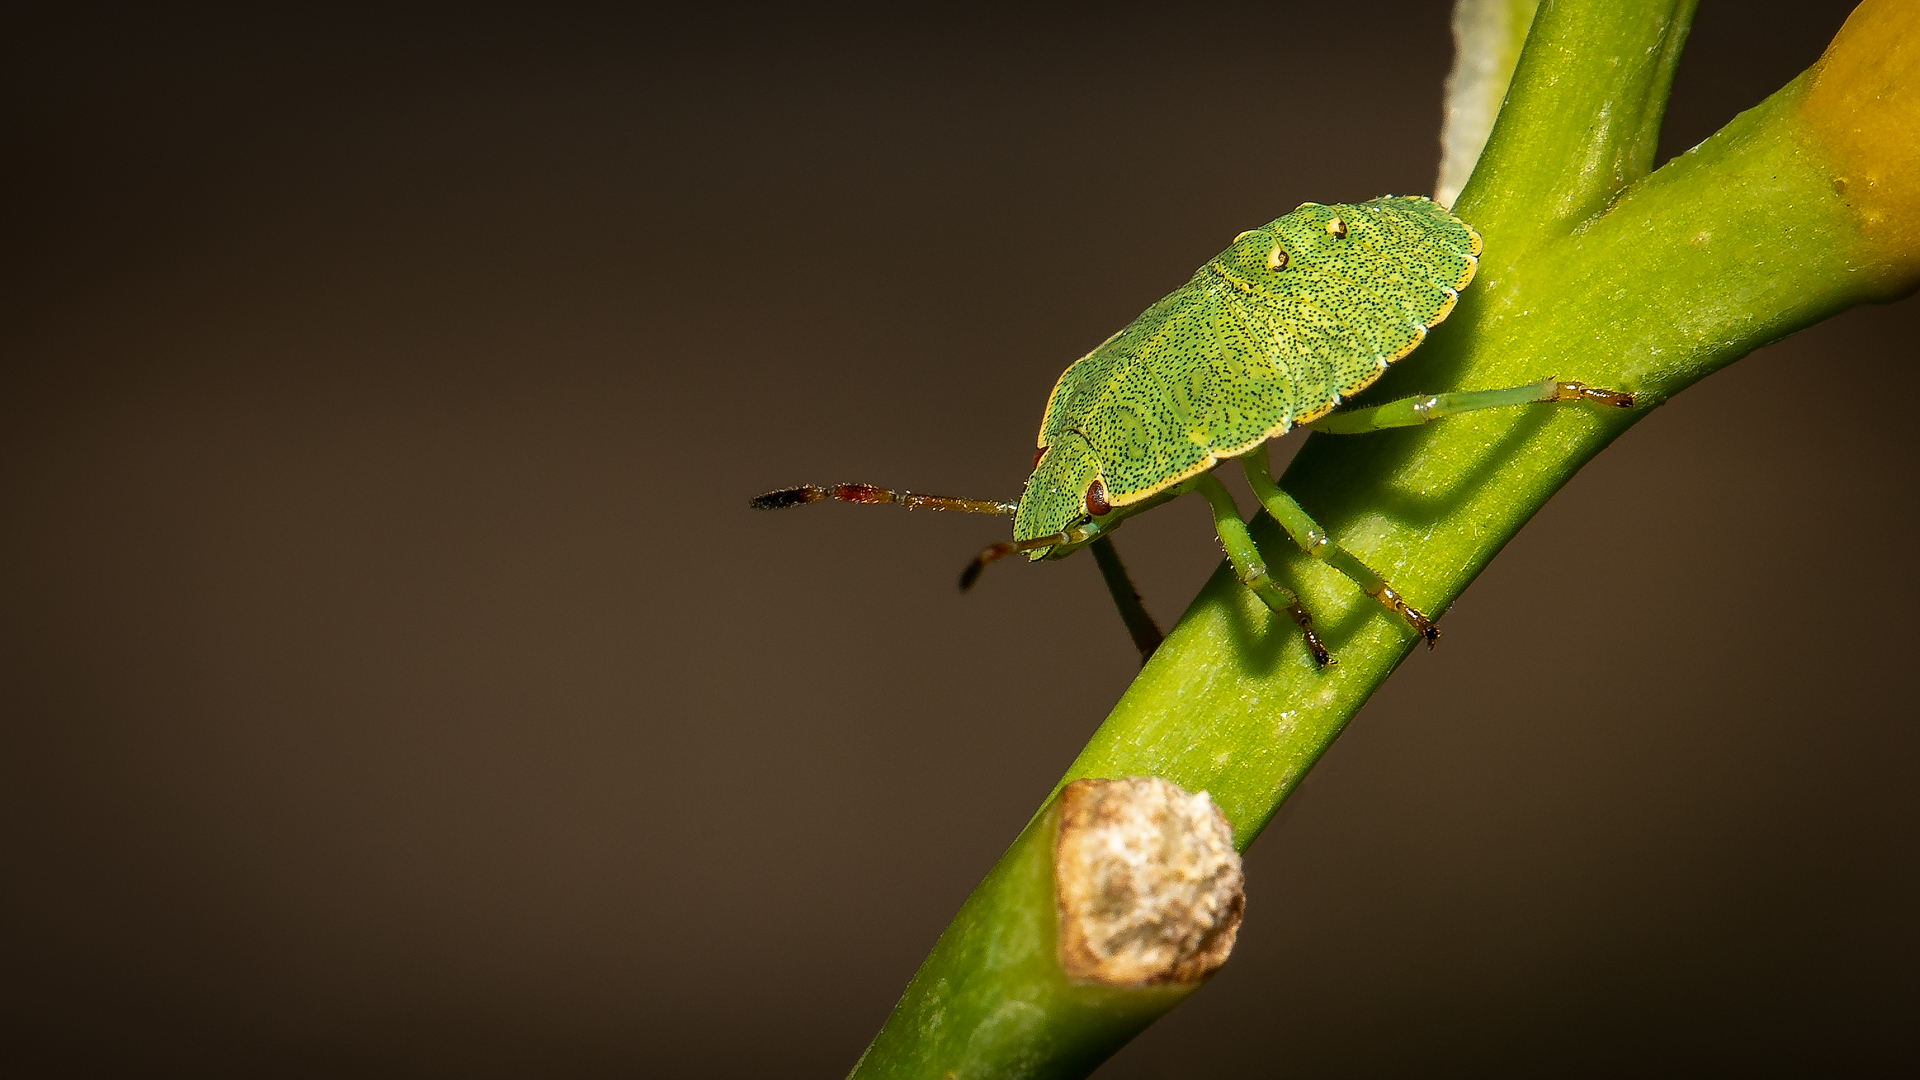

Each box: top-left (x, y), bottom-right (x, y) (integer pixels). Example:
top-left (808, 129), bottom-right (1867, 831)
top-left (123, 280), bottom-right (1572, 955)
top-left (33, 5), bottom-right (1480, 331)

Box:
top-left (754, 196), bottom-right (1632, 666)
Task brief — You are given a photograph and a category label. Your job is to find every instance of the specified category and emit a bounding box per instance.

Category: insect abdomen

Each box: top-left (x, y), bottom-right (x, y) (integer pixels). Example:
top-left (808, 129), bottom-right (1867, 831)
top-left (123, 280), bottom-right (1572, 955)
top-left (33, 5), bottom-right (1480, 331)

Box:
top-left (1037, 196), bottom-right (1480, 505)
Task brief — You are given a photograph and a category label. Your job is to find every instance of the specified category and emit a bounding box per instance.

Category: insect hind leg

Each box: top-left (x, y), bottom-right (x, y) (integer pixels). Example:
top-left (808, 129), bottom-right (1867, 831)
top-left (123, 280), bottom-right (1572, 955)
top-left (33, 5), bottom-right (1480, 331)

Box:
top-left (1241, 454), bottom-right (1439, 646)
top-left (1190, 474), bottom-right (1333, 667)
top-left (1305, 378), bottom-right (1634, 435)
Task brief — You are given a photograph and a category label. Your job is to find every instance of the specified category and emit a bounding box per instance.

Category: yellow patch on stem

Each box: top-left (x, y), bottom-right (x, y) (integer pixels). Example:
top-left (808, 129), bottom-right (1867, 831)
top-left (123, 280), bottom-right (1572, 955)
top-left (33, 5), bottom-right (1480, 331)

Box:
top-left (1799, 0), bottom-right (1920, 283)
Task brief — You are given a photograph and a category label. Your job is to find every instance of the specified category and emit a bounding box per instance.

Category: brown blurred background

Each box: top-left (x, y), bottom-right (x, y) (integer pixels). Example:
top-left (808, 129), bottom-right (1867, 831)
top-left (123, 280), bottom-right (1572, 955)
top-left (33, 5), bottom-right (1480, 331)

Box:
top-left (3, 2), bottom-right (1915, 1075)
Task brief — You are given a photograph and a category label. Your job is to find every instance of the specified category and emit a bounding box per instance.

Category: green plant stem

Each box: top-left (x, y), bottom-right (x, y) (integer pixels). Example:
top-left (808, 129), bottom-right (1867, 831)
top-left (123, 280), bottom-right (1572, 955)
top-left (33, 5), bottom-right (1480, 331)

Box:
top-left (850, 1), bottom-right (1919, 1075)
top-left (1464, 0), bottom-right (1698, 261)
top-left (1064, 63), bottom-right (1912, 852)
top-left (848, 793), bottom-right (1195, 1079)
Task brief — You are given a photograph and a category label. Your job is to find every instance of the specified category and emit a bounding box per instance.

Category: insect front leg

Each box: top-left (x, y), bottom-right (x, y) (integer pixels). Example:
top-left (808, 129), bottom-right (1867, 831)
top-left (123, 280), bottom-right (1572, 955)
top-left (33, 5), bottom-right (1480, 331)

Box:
top-left (1090, 536), bottom-right (1163, 665)
top-left (1305, 378), bottom-right (1635, 435)
top-left (1241, 453), bottom-right (1439, 646)
top-left (1189, 474), bottom-right (1333, 667)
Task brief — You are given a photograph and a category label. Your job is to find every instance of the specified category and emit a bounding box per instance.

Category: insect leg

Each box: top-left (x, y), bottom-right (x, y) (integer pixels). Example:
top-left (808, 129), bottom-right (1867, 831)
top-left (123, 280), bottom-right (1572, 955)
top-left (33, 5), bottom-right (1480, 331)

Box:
top-left (959, 519), bottom-right (1107, 591)
top-left (959, 532), bottom-right (1068, 591)
top-left (751, 483), bottom-right (1017, 515)
top-left (1190, 474), bottom-right (1333, 667)
top-left (1242, 454), bottom-right (1439, 646)
top-left (1090, 535), bottom-right (1163, 664)
top-left (1305, 378), bottom-right (1635, 435)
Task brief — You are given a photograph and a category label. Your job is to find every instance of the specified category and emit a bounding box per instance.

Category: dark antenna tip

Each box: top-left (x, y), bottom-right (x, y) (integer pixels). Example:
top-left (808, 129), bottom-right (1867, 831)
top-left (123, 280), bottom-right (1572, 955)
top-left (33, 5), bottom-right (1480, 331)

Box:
top-left (958, 559), bottom-right (986, 592)
top-left (749, 487), bottom-right (818, 510)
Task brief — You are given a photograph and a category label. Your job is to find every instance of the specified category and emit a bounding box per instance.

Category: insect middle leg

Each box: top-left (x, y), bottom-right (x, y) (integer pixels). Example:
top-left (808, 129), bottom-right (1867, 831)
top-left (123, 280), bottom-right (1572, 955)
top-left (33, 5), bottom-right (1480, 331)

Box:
top-left (1189, 473), bottom-right (1333, 667)
top-left (1241, 453), bottom-right (1438, 645)
top-left (1305, 378), bottom-right (1634, 435)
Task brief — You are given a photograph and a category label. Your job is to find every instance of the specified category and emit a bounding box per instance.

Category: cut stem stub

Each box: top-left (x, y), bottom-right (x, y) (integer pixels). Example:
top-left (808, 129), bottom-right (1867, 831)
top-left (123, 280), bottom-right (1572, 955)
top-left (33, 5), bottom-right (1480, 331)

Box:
top-left (1055, 777), bottom-right (1245, 986)
top-left (848, 776), bottom-right (1244, 1079)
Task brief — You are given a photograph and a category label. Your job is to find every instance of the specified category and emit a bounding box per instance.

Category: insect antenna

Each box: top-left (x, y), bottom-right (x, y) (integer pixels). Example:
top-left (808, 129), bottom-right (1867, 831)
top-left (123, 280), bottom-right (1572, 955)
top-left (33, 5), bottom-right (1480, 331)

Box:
top-left (750, 483), bottom-right (1016, 516)
top-left (959, 534), bottom-right (1068, 592)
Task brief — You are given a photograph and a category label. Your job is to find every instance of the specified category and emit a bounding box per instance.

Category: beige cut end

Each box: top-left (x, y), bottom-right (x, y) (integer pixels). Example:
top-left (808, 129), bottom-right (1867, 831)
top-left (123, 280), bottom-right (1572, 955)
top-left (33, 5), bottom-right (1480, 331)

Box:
top-left (1437, 0), bottom-right (1541, 207)
top-left (1054, 777), bottom-right (1245, 986)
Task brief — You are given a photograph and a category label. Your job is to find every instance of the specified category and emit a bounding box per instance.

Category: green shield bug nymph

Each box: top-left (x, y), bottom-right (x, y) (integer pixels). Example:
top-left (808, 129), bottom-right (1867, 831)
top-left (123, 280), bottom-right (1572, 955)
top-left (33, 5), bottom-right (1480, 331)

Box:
top-left (753, 195), bottom-right (1633, 667)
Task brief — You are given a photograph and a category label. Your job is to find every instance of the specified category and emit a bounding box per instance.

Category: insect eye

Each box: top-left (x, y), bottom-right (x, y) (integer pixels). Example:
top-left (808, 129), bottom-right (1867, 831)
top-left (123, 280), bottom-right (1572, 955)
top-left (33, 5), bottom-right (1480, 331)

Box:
top-left (1084, 478), bottom-right (1112, 517)
top-left (1267, 246), bottom-right (1289, 270)
top-left (1326, 217), bottom-right (1348, 239)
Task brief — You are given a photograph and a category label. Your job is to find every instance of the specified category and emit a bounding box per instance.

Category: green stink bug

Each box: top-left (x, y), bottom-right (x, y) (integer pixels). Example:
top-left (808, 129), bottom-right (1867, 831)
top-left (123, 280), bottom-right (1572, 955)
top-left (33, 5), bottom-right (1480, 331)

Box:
top-left (753, 195), bottom-right (1632, 666)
